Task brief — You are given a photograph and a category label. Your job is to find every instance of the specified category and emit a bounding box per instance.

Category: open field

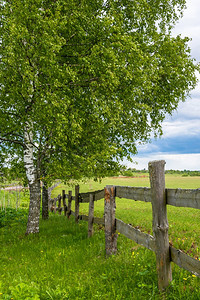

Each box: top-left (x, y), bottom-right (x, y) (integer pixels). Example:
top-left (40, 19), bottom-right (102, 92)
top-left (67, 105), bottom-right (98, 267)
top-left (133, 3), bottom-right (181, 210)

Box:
top-left (0, 174), bottom-right (200, 299)
top-left (52, 174), bottom-right (200, 259)
top-left (52, 173), bottom-right (200, 195)
top-left (0, 188), bottom-right (30, 211)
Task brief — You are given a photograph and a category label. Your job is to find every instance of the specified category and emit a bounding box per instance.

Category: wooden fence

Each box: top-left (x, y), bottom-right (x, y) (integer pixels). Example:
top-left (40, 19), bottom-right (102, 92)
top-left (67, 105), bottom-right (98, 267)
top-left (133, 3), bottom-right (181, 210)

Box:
top-left (49, 160), bottom-right (200, 291)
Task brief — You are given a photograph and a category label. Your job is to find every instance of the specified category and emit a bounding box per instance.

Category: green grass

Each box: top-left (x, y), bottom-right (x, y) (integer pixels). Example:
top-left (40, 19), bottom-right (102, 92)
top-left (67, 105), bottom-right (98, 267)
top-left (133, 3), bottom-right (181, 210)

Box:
top-left (52, 174), bottom-right (200, 197)
top-left (0, 214), bottom-right (199, 300)
top-left (0, 189), bottom-right (30, 210)
top-left (0, 208), bottom-right (28, 228)
top-left (1, 175), bottom-right (200, 299)
top-left (53, 174), bottom-right (200, 257)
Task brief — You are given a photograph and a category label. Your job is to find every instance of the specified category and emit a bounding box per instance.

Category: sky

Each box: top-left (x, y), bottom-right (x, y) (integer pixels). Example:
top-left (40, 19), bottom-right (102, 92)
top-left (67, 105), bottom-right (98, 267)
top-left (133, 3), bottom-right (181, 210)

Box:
top-left (127, 0), bottom-right (200, 171)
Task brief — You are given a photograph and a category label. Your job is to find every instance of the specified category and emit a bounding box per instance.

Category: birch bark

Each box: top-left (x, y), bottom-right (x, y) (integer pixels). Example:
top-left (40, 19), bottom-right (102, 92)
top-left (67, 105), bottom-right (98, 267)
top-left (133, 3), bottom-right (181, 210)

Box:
top-left (24, 123), bottom-right (41, 234)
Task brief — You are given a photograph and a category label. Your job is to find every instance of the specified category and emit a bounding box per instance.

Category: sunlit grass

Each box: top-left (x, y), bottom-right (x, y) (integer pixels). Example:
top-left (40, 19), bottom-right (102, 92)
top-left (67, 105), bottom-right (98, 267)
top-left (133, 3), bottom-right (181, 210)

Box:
top-left (1, 213), bottom-right (200, 300)
top-left (1, 174), bottom-right (200, 299)
top-left (53, 175), bottom-right (200, 258)
top-left (52, 174), bottom-right (200, 198)
top-left (0, 189), bottom-right (30, 210)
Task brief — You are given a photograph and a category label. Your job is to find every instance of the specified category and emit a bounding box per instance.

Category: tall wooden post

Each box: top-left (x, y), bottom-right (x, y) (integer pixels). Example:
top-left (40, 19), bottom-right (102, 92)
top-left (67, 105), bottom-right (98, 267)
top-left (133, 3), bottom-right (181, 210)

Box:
top-left (104, 186), bottom-right (117, 256)
top-left (67, 191), bottom-right (72, 219)
top-left (62, 190), bottom-right (67, 216)
top-left (148, 160), bottom-right (172, 291)
top-left (88, 194), bottom-right (95, 238)
top-left (75, 185), bottom-right (80, 223)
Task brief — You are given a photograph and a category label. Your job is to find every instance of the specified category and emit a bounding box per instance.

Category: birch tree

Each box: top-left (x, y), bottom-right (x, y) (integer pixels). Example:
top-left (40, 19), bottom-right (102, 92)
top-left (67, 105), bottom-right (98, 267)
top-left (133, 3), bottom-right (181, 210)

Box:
top-left (0, 0), bottom-right (70, 234)
top-left (0, 0), bottom-right (198, 234)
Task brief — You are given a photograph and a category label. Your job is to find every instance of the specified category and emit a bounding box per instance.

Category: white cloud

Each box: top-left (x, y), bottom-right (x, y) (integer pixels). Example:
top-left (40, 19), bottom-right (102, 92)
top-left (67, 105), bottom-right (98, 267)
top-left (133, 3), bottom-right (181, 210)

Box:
top-left (162, 119), bottom-right (200, 138)
top-left (124, 0), bottom-right (200, 171)
top-left (173, 98), bottom-right (200, 119)
top-left (158, 97), bottom-right (200, 139)
top-left (125, 153), bottom-right (200, 171)
top-left (174, 0), bottom-right (200, 30)
top-left (173, 0), bottom-right (200, 60)
top-left (136, 142), bottom-right (160, 153)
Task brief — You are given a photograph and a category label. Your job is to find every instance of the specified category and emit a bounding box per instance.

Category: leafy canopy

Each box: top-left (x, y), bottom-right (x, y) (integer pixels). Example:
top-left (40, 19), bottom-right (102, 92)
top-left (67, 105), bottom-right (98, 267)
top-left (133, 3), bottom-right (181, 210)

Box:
top-left (0, 0), bottom-right (198, 182)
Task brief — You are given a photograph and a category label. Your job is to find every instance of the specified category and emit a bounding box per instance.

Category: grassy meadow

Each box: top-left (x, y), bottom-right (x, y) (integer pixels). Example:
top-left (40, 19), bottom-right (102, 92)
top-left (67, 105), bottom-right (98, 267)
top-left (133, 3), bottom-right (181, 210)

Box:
top-left (0, 174), bottom-right (200, 299)
top-left (0, 188), bottom-right (30, 211)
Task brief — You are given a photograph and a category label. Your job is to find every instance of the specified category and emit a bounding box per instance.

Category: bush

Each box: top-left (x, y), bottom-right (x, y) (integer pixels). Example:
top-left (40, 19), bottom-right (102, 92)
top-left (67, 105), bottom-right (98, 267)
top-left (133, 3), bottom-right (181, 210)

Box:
top-left (0, 208), bottom-right (28, 228)
top-left (122, 170), bottom-right (133, 177)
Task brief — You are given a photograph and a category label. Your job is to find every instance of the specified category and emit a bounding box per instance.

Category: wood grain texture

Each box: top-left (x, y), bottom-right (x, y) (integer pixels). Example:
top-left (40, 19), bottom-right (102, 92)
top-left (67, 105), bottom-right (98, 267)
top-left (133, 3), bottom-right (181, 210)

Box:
top-left (167, 188), bottom-right (200, 209)
top-left (115, 186), bottom-right (151, 202)
top-left (104, 186), bottom-right (117, 256)
top-left (170, 247), bottom-right (200, 277)
top-left (79, 189), bottom-right (104, 203)
top-left (64, 186), bottom-right (200, 209)
top-left (67, 191), bottom-right (72, 219)
top-left (75, 185), bottom-right (80, 223)
top-left (149, 160), bottom-right (172, 291)
top-left (116, 219), bottom-right (155, 251)
top-left (88, 194), bottom-right (95, 237)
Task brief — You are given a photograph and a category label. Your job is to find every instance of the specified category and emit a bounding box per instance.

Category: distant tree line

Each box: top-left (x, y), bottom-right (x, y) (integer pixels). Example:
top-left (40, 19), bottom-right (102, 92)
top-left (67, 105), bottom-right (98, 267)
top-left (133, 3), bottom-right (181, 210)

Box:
top-left (165, 169), bottom-right (200, 176)
top-left (121, 168), bottom-right (200, 177)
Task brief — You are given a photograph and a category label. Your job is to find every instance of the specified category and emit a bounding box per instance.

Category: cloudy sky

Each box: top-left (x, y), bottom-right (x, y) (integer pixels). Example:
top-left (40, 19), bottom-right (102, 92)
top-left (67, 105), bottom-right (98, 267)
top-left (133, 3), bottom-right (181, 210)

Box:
top-left (129, 0), bottom-right (200, 171)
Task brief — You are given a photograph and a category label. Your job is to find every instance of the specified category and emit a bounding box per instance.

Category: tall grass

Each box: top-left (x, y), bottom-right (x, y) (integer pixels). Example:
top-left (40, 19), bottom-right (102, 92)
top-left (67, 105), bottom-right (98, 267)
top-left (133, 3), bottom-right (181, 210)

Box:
top-left (0, 189), bottom-right (29, 211)
top-left (0, 213), bottom-right (199, 299)
top-left (0, 175), bottom-right (200, 299)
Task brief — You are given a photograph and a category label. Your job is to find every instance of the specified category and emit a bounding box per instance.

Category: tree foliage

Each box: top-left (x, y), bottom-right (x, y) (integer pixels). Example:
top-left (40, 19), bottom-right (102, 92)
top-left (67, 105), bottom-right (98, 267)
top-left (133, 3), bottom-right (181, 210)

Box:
top-left (0, 0), bottom-right (199, 232)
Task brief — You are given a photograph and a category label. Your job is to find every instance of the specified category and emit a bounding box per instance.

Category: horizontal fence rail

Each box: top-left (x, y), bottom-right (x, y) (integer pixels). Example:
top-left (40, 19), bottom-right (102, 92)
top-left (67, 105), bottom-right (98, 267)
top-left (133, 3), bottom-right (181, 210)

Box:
top-left (116, 219), bottom-right (156, 252)
top-left (170, 246), bottom-right (200, 276)
top-left (116, 186), bottom-right (200, 209)
top-left (51, 187), bottom-right (200, 209)
top-left (49, 160), bottom-right (200, 291)
top-left (79, 189), bottom-right (105, 203)
top-left (116, 186), bottom-right (152, 202)
top-left (166, 188), bottom-right (200, 209)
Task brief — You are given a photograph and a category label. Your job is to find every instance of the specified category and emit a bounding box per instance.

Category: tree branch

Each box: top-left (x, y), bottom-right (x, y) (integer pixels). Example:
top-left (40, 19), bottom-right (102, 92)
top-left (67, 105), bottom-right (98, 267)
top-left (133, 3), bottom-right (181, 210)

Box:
top-left (0, 136), bottom-right (25, 148)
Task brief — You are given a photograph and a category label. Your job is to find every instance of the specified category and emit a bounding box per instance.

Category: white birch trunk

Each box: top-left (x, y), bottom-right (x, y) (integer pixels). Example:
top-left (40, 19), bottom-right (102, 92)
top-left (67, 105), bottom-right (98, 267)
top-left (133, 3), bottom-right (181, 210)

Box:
top-left (24, 122), bottom-right (41, 234)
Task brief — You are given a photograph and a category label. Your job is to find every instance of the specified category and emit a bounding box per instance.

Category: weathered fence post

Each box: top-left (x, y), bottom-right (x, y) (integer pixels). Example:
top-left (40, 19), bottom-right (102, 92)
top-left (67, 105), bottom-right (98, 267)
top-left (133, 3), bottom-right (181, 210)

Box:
top-left (67, 191), bottom-right (72, 219)
top-left (148, 160), bottom-right (172, 291)
top-left (88, 193), bottom-right (95, 238)
top-left (75, 185), bottom-right (80, 223)
top-left (62, 190), bottom-right (67, 216)
top-left (49, 199), bottom-right (54, 212)
top-left (104, 186), bottom-right (117, 256)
